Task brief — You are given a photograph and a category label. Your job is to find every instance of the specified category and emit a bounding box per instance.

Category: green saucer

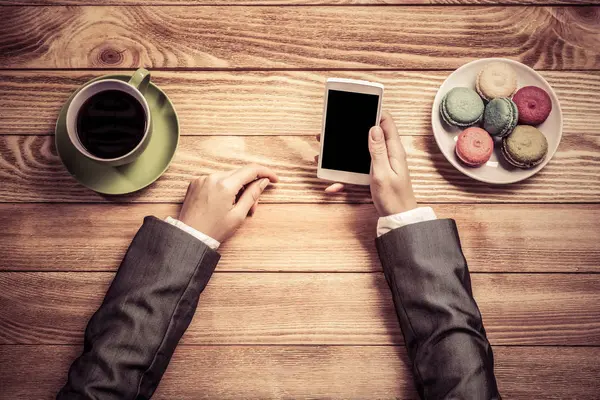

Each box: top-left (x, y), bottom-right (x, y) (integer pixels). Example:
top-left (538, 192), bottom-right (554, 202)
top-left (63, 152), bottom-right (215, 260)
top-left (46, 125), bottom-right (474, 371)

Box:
top-left (55, 74), bottom-right (179, 195)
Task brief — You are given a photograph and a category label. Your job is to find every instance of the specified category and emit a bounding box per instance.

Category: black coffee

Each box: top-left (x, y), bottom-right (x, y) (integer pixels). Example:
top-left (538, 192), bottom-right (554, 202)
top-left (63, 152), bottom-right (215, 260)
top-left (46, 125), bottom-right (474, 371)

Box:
top-left (77, 90), bottom-right (146, 159)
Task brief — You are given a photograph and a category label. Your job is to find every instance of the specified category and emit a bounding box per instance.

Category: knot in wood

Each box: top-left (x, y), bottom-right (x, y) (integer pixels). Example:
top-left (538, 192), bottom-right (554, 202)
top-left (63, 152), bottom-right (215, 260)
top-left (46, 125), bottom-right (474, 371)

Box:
top-left (99, 48), bottom-right (124, 65)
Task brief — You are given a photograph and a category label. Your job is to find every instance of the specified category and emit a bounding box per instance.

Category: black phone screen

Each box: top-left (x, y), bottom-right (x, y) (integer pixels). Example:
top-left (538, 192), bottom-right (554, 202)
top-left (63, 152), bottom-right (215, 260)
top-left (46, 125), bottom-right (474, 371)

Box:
top-left (321, 89), bottom-right (380, 174)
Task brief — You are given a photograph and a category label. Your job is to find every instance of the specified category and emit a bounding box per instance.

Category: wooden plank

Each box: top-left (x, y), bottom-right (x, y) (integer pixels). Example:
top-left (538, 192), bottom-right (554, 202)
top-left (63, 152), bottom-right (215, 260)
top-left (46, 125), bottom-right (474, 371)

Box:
top-left (3, 0), bottom-right (599, 5)
top-left (1, 70), bottom-right (599, 137)
top-left (0, 135), bottom-right (598, 203)
top-left (2, 345), bottom-right (600, 400)
top-left (1, 7), bottom-right (599, 70)
top-left (1, 203), bottom-right (599, 273)
top-left (1, 272), bottom-right (598, 345)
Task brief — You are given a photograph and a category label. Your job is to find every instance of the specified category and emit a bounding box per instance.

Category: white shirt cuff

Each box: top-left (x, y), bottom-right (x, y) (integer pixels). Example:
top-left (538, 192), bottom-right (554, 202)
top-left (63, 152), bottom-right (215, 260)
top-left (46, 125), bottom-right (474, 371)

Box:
top-left (165, 216), bottom-right (221, 250)
top-left (376, 207), bottom-right (437, 237)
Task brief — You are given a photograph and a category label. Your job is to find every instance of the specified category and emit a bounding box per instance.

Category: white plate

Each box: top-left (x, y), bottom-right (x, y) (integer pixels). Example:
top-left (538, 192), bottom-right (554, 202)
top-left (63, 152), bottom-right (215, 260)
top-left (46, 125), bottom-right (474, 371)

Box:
top-left (431, 58), bottom-right (563, 184)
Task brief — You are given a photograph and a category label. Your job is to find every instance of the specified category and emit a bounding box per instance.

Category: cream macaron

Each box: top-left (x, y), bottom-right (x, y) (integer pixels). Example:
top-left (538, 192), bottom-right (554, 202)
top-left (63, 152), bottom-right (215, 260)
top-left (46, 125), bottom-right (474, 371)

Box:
top-left (476, 62), bottom-right (518, 101)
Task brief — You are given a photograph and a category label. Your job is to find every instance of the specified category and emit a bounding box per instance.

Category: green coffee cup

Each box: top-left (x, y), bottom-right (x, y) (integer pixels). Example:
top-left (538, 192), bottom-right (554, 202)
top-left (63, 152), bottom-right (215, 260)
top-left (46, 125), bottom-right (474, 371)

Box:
top-left (65, 68), bottom-right (153, 166)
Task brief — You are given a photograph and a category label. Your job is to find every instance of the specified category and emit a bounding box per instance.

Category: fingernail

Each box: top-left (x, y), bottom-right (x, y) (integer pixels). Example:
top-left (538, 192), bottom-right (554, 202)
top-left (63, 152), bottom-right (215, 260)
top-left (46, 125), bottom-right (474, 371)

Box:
top-left (371, 126), bottom-right (383, 141)
top-left (260, 178), bottom-right (269, 189)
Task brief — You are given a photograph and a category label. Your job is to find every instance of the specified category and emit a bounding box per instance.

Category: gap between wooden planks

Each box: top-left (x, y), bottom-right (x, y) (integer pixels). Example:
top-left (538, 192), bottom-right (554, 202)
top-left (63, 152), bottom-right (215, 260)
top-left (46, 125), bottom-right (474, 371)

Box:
top-left (0, 7), bottom-right (599, 69)
top-left (0, 135), bottom-right (598, 203)
top-left (1, 272), bottom-right (599, 346)
top-left (1, 70), bottom-right (599, 137)
top-left (1, 203), bottom-right (599, 273)
top-left (2, 345), bottom-right (599, 400)
top-left (3, 0), bottom-right (600, 5)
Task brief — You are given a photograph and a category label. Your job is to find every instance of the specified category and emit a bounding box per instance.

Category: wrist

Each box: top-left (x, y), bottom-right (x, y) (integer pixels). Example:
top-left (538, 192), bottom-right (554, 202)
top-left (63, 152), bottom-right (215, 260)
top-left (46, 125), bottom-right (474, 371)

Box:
top-left (377, 188), bottom-right (418, 217)
top-left (381, 201), bottom-right (417, 216)
top-left (178, 213), bottom-right (198, 232)
top-left (166, 217), bottom-right (221, 250)
top-left (178, 213), bottom-right (217, 240)
top-left (376, 206), bottom-right (437, 237)
top-left (394, 200), bottom-right (418, 216)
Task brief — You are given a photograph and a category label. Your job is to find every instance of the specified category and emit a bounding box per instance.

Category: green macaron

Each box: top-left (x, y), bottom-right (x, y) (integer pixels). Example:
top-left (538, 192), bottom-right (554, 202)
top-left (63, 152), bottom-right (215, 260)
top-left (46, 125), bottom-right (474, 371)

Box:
top-left (501, 125), bottom-right (548, 169)
top-left (440, 87), bottom-right (484, 127)
top-left (483, 97), bottom-right (518, 138)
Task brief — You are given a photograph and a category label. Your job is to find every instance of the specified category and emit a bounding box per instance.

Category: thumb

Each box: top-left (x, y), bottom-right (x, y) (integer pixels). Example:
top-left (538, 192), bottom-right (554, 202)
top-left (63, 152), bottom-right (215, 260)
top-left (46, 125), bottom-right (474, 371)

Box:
top-left (235, 178), bottom-right (270, 215)
top-left (368, 126), bottom-right (391, 173)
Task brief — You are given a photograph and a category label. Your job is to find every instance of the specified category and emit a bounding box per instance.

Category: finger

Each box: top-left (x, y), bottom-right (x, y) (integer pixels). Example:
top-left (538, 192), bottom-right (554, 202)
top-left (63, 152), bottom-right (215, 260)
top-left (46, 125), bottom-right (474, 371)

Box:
top-left (379, 111), bottom-right (407, 172)
top-left (235, 178), bottom-right (270, 215)
top-left (314, 154), bottom-right (319, 164)
top-left (379, 111), bottom-right (399, 142)
top-left (183, 179), bottom-right (194, 199)
top-left (316, 134), bottom-right (321, 142)
top-left (249, 199), bottom-right (259, 216)
top-left (324, 183), bottom-right (345, 193)
top-left (368, 126), bottom-right (391, 174)
top-left (379, 110), bottom-right (397, 135)
top-left (224, 164), bottom-right (279, 190)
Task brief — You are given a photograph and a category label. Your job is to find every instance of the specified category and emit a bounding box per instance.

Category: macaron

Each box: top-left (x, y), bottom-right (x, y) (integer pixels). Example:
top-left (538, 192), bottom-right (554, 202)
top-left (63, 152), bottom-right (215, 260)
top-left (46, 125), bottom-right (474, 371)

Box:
top-left (476, 62), bottom-right (518, 101)
top-left (483, 97), bottom-right (518, 138)
top-left (440, 87), bottom-right (485, 127)
top-left (512, 86), bottom-right (552, 125)
top-left (455, 127), bottom-right (494, 167)
top-left (501, 125), bottom-right (548, 169)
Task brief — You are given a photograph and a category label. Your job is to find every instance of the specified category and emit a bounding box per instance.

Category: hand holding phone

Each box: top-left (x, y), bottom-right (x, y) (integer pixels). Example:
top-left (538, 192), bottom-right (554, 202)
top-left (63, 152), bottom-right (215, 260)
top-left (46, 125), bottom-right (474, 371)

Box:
top-left (316, 110), bottom-right (418, 216)
top-left (317, 78), bottom-right (383, 186)
top-left (367, 112), bottom-right (417, 216)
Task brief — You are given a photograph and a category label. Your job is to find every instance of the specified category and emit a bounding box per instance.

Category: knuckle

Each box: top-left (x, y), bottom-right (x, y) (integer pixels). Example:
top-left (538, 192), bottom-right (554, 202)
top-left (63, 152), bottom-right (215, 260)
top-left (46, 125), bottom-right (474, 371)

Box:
top-left (251, 163), bottom-right (266, 175)
top-left (370, 143), bottom-right (387, 157)
top-left (392, 152), bottom-right (407, 165)
top-left (231, 211), bottom-right (246, 224)
top-left (216, 179), bottom-right (228, 191)
top-left (188, 177), bottom-right (202, 191)
top-left (206, 175), bottom-right (218, 186)
top-left (371, 173), bottom-right (386, 187)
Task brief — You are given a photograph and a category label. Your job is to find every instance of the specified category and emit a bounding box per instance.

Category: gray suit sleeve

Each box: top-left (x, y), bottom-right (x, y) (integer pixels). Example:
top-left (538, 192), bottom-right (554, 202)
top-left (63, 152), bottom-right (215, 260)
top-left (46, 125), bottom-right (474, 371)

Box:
top-left (376, 219), bottom-right (500, 400)
top-left (57, 216), bottom-right (220, 400)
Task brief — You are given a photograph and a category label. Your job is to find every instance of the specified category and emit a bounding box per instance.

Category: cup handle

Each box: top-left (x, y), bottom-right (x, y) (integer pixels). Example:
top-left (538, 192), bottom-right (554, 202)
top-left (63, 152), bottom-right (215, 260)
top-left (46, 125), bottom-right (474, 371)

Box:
top-left (128, 68), bottom-right (151, 94)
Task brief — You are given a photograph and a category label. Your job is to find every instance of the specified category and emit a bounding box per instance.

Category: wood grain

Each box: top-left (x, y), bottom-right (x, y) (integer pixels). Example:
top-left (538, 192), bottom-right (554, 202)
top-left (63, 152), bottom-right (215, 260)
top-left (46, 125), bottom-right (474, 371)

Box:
top-left (3, 0), bottom-right (599, 5)
top-left (1, 2), bottom-right (598, 399)
top-left (1, 272), bottom-right (598, 345)
top-left (0, 135), bottom-right (599, 203)
top-left (1, 70), bottom-right (599, 137)
top-left (1, 7), bottom-right (599, 69)
top-left (2, 203), bottom-right (599, 273)
top-left (2, 345), bottom-right (600, 400)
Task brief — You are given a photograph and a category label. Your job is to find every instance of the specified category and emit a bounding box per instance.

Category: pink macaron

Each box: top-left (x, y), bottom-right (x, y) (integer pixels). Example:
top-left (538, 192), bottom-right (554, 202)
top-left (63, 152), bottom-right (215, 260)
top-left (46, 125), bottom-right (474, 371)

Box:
top-left (455, 127), bottom-right (494, 167)
top-left (512, 86), bottom-right (552, 125)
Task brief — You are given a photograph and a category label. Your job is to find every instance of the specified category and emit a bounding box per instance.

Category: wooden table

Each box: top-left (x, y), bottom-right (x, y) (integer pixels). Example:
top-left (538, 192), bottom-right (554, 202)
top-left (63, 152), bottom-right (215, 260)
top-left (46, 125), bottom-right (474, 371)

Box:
top-left (1, 1), bottom-right (599, 399)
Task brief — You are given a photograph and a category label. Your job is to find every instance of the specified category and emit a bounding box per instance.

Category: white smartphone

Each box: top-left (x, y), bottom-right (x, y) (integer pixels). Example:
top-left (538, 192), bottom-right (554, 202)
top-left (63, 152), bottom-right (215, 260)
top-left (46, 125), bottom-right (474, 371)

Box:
top-left (317, 78), bottom-right (384, 185)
